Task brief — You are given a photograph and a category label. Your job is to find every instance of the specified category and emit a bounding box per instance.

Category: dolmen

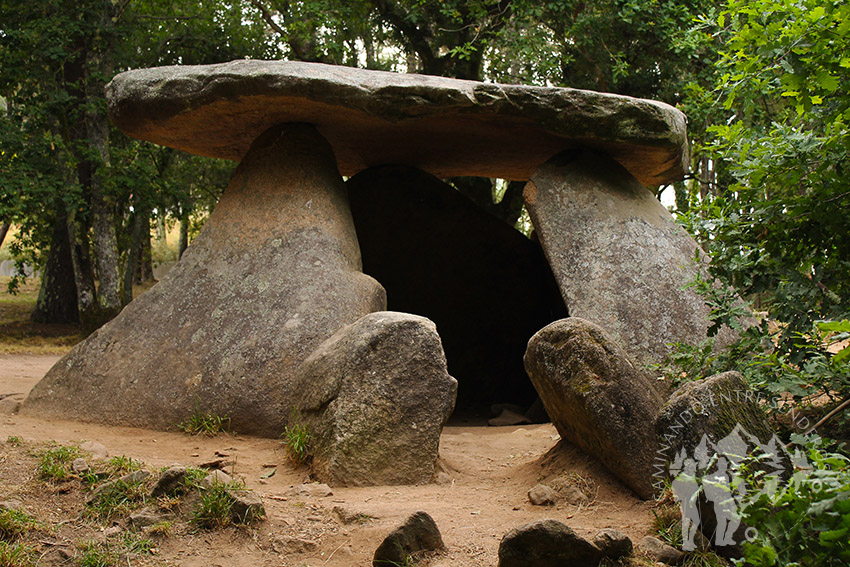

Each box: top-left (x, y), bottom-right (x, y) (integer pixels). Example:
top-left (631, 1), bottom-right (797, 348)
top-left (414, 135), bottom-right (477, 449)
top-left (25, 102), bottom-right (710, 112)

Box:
top-left (23, 60), bottom-right (729, 487)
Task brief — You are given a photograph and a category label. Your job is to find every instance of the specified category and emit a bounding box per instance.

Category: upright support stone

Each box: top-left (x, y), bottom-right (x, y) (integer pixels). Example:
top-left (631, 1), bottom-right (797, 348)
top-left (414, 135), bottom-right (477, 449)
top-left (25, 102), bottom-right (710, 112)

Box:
top-left (524, 150), bottom-right (733, 367)
top-left (23, 124), bottom-right (386, 436)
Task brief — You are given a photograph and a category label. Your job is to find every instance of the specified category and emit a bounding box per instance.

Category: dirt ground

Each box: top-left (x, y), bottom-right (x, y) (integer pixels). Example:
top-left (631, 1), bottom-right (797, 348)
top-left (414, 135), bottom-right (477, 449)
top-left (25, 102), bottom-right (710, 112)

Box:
top-left (0, 354), bottom-right (656, 566)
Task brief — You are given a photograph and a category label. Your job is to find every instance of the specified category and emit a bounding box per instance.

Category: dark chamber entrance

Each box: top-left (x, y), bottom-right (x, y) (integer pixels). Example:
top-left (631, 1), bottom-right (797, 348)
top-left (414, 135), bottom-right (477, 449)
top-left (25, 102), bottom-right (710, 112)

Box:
top-left (348, 166), bottom-right (568, 414)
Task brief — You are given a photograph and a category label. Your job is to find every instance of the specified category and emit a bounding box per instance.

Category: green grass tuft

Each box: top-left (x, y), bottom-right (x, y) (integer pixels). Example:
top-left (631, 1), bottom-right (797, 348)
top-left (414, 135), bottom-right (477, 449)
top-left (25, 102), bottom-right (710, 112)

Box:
top-left (178, 410), bottom-right (231, 437)
top-left (0, 508), bottom-right (38, 542)
top-left (37, 445), bottom-right (81, 483)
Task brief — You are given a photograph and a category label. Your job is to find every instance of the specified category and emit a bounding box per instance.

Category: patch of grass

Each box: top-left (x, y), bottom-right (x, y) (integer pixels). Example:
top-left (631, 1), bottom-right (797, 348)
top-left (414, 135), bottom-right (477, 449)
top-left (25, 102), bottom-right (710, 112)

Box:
top-left (146, 520), bottom-right (173, 537)
top-left (282, 408), bottom-right (311, 465)
top-left (681, 548), bottom-right (729, 567)
top-left (0, 541), bottom-right (36, 567)
top-left (177, 410), bottom-right (230, 437)
top-left (0, 508), bottom-right (38, 542)
top-left (37, 445), bottom-right (81, 483)
top-left (651, 506), bottom-right (683, 548)
top-left (5, 436), bottom-right (23, 446)
top-left (104, 456), bottom-right (141, 476)
top-left (0, 277), bottom-right (82, 355)
top-left (190, 479), bottom-right (245, 530)
top-left (119, 532), bottom-right (155, 555)
top-left (181, 467), bottom-right (209, 491)
top-left (85, 478), bottom-right (148, 522)
top-left (76, 540), bottom-right (116, 567)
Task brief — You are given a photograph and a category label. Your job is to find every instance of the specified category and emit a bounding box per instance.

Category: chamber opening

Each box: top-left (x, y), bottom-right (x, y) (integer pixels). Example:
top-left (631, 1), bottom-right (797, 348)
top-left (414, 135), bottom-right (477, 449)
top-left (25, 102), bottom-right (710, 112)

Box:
top-left (348, 166), bottom-right (568, 419)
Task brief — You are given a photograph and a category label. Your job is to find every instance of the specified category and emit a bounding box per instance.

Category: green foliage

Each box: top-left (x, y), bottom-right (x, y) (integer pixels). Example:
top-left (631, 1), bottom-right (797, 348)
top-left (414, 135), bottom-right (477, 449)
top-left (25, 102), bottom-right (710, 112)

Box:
top-left (76, 541), bottom-right (116, 567)
top-left (37, 445), bottom-right (81, 483)
top-left (683, 0), bottom-right (850, 364)
top-left (0, 542), bottom-right (36, 567)
top-left (652, 506), bottom-right (683, 548)
top-left (282, 408), bottom-right (311, 465)
top-left (734, 438), bottom-right (850, 566)
top-left (178, 410), bottom-right (231, 437)
top-left (0, 509), bottom-right (38, 542)
top-left (85, 477), bottom-right (149, 522)
top-left (4, 436), bottom-right (22, 446)
top-left (182, 467), bottom-right (211, 491)
top-left (104, 456), bottom-right (142, 476)
top-left (190, 481), bottom-right (236, 530)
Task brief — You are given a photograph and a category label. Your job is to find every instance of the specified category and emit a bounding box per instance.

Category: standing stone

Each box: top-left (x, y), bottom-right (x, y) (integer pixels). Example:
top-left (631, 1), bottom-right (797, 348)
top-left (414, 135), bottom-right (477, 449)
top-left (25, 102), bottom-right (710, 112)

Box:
top-left (293, 312), bottom-right (457, 486)
top-left (524, 318), bottom-right (664, 499)
top-left (498, 519), bottom-right (603, 567)
top-left (23, 124), bottom-right (386, 437)
top-left (524, 149), bottom-right (737, 367)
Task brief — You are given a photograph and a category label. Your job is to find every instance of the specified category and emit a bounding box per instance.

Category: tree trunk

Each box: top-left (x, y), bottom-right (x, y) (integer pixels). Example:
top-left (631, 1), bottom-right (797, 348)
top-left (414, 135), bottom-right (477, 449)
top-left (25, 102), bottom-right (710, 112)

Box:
top-left (86, 67), bottom-right (123, 322)
top-left (0, 222), bottom-right (9, 249)
top-left (122, 207), bottom-right (150, 304)
top-left (137, 231), bottom-right (154, 284)
top-left (31, 210), bottom-right (79, 324)
top-left (178, 214), bottom-right (189, 259)
top-left (67, 208), bottom-right (101, 334)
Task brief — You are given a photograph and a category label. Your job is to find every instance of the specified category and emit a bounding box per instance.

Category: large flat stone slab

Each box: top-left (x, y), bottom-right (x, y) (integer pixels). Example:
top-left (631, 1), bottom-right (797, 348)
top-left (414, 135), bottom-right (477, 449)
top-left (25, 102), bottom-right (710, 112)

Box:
top-left (106, 60), bottom-right (688, 186)
top-left (23, 124), bottom-right (386, 436)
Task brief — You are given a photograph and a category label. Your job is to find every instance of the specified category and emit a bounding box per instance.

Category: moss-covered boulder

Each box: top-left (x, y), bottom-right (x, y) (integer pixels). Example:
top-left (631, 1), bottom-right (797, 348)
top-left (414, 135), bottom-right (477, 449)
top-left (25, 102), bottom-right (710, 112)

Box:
top-left (524, 317), bottom-right (664, 499)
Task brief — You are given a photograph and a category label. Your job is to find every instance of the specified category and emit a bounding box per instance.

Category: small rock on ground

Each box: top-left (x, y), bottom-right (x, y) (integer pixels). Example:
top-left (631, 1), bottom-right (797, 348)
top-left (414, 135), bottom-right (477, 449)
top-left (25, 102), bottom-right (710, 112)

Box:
top-left (639, 536), bottom-right (685, 566)
top-left (151, 466), bottom-right (188, 497)
top-left (289, 483), bottom-right (333, 498)
top-left (528, 484), bottom-right (558, 506)
top-left (373, 511), bottom-right (445, 567)
top-left (498, 519), bottom-right (602, 567)
top-left (593, 529), bottom-right (633, 560)
top-left (80, 441), bottom-right (108, 459)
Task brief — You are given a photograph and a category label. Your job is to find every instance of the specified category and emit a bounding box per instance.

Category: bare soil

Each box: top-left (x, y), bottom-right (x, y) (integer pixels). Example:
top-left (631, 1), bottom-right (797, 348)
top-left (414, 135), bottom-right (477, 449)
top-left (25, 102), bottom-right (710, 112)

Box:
top-left (1, 354), bottom-right (656, 566)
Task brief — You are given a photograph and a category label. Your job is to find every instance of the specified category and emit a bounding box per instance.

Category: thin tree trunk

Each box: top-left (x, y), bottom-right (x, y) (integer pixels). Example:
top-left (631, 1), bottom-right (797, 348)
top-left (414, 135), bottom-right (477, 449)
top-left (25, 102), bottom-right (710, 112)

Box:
top-left (178, 213), bottom-right (189, 259)
top-left (122, 207), bottom-right (150, 304)
top-left (67, 208), bottom-right (101, 334)
top-left (86, 72), bottom-right (123, 321)
top-left (0, 222), bottom-right (10, 249)
top-left (31, 210), bottom-right (79, 324)
top-left (137, 231), bottom-right (154, 283)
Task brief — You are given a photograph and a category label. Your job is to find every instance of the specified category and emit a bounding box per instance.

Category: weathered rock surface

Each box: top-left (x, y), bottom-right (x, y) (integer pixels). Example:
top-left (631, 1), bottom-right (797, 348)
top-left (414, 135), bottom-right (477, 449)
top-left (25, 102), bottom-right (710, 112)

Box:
top-left (373, 511), bottom-right (445, 567)
top-left (498, 519), bottom-right (603, 567)
top-left (656, 371), bottom-right (775, 459)
top-left (288, 483), bottom-right (334, 498)
top-left (293, 311), bottom-right (457, 486)
top-left (23, 124), bottom-right (386, 437)
top-left (524, 150), bottom-right (737, 367)
top-left (593, 529), bottom-right (633, 560)
top-left (151, 466), bottom-right (188, 497)
top-left (106, 60), bottom-right (688, 186)
top-left (639, 536), bottom-right (685, 565)
top-left (524, 318), bottom-right (664, 499)
top-left (528, 484), bottom-right (558, 506)
top-left (349, 165), bottom-right (566, 411)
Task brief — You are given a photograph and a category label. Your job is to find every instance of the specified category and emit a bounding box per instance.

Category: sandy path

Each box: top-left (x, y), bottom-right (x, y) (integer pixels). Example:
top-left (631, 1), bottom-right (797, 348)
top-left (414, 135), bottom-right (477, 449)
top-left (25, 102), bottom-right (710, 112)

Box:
top-left (0, 354), bottom-right (654, 566)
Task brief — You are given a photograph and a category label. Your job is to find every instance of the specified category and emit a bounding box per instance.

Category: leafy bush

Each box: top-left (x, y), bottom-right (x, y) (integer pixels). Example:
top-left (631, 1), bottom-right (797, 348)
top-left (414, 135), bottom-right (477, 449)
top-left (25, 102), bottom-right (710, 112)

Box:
top-left (734, 437), bottom-right (850, 566)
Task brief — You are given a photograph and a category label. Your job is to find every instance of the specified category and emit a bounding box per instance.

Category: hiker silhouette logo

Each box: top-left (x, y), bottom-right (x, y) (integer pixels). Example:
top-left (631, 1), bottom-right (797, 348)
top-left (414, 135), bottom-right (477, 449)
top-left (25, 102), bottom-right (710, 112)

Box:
top-left (667, 424), bottom-right (812, 550)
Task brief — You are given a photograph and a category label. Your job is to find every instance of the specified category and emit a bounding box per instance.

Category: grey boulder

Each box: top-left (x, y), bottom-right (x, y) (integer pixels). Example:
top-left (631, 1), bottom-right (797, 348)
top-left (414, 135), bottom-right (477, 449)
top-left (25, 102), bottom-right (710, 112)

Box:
top-left (373, 511), bottom-right (445, 567)
top-left (524, 317), bottom-right (663, 499)
top-left (293, 311), bottom-right (457, 486)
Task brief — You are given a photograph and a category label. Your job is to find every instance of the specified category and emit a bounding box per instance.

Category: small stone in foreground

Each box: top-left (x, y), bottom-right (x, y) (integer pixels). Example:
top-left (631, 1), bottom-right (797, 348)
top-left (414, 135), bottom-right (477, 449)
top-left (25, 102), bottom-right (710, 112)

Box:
top-left (593, 529), bottom-right (633, 560)
top-left (373, 511), bottom-right (445, 567)
top-left (639, 536), bottom-right (685, 566)
top-left (151, 466), bottom-right (188, 497)
top-left (227, 489), bottom-right (265, 523)
top-left (528, 484), bottom-right (557, 506)
top-left (289, 483), bottom-right (333, 498)
top-left (498, 519), bottom-right (602, 567)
